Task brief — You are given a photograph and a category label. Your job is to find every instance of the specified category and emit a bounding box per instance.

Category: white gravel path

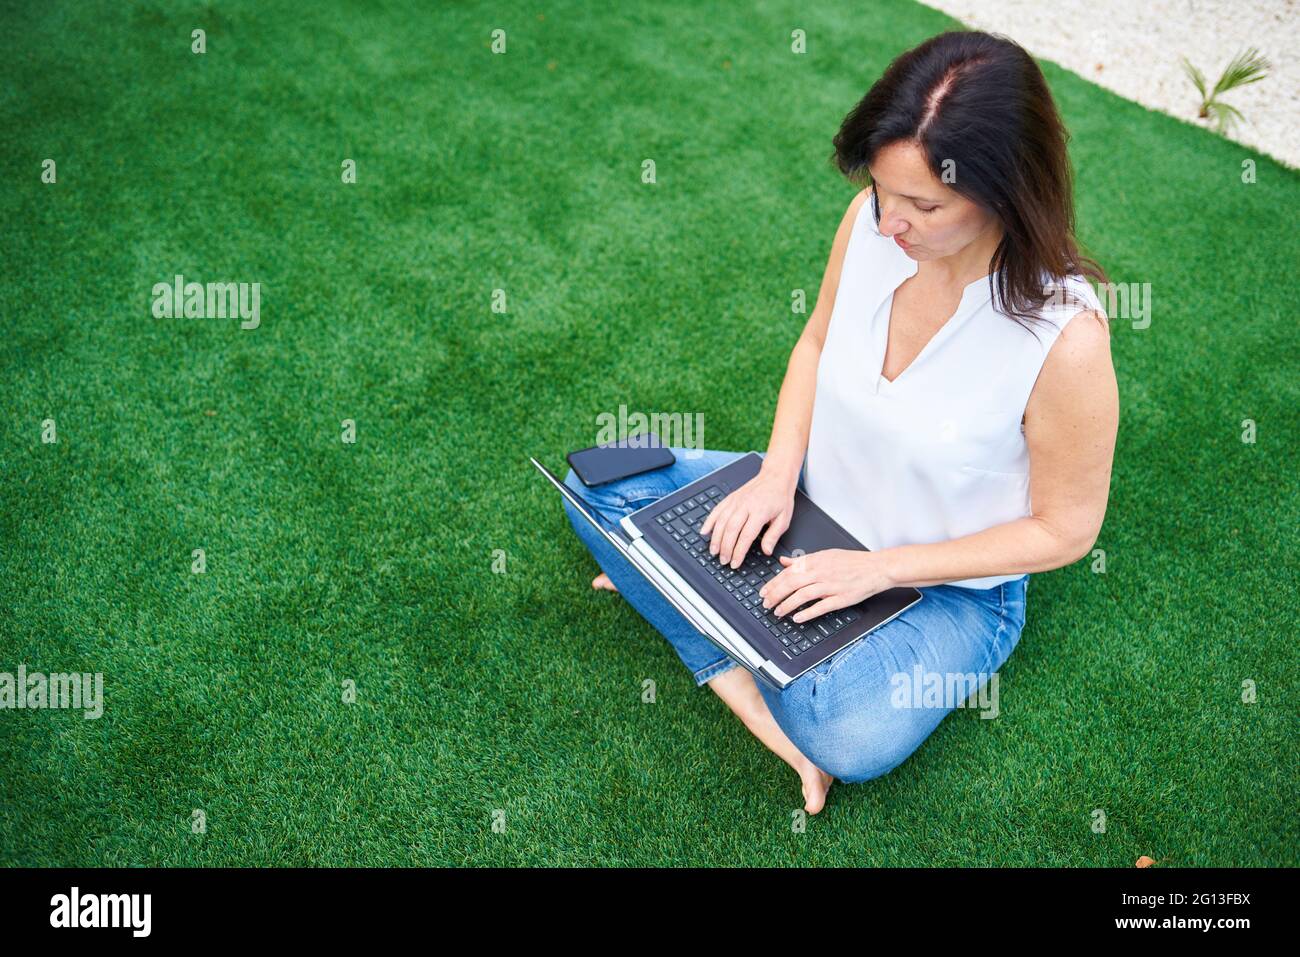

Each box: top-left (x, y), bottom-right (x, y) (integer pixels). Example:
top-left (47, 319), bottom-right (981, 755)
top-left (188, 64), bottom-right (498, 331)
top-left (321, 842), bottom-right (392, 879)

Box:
top-left (918, 0), bottom-right (1300, 169)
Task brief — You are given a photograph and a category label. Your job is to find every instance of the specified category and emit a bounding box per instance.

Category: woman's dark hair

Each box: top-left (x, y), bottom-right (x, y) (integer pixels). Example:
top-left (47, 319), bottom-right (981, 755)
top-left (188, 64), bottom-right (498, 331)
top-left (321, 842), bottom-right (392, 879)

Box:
top-left (830, 29), bottom-right (1108, 338)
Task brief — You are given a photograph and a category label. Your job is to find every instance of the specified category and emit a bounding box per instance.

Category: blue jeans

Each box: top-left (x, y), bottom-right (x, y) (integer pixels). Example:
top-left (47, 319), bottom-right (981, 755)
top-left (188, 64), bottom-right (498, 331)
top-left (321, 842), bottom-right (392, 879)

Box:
top-left (561, 446), bottom-right (1030, 783)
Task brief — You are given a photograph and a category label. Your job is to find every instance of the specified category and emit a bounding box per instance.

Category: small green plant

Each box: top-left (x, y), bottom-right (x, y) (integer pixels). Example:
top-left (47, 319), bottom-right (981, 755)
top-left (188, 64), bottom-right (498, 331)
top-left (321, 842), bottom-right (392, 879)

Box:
top-left (1180, 47), bottom-right (1271, 135)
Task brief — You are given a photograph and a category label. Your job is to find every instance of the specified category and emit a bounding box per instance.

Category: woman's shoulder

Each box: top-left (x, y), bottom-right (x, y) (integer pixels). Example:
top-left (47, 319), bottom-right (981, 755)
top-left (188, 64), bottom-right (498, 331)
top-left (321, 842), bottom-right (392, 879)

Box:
top-left (840, 185), bottom-right (880, 240)
top-left (856, 185), bottom-right (882, 237)
top-left (1036, 271), bottom-right (1108, 329)
top-left (829, 186), bottom-right (892, 270)
top-left (1031, 272), bottom-right (1113, 379)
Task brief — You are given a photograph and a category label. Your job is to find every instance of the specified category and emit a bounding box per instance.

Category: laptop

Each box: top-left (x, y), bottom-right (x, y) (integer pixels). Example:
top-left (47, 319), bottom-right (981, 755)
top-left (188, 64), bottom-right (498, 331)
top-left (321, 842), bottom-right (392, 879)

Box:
top-left (531, 451), bottom-right (923, 690)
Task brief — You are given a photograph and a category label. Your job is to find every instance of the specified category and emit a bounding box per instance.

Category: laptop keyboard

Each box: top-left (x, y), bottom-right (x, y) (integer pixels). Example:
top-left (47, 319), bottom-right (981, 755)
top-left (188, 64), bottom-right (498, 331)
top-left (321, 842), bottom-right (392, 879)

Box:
top-left (653, 485), bottom-right (860, 657)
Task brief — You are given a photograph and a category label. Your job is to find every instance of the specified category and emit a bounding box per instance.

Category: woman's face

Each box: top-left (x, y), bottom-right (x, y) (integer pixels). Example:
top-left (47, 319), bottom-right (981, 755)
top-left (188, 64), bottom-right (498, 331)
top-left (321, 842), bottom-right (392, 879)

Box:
top-left (868, 140), bottom-right (1000, 261)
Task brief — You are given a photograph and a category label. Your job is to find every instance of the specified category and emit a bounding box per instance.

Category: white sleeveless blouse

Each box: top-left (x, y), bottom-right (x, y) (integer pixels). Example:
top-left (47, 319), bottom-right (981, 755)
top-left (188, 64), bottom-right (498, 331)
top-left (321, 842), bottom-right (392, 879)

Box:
top-left (803, 195), bottom-right (1104, 589)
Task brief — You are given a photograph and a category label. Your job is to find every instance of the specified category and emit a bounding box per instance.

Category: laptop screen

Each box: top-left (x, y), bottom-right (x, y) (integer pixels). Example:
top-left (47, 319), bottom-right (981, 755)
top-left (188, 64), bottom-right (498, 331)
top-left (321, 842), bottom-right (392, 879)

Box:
top-left (530, 457), bottom-right (633, 548)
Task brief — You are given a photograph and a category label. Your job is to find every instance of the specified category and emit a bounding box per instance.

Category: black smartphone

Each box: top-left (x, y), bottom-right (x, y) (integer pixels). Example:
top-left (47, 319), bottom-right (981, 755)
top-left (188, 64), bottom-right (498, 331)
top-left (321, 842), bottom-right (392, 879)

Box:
top-left (566, 432), bottom-right (676, 487)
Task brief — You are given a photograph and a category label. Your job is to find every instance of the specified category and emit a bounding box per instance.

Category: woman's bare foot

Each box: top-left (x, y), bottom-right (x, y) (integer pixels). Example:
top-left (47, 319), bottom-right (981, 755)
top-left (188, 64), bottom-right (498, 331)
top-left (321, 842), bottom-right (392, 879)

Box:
top-left (798, 762), bottom-right (835, 815)
top-left (591, 572), bottom-right (619, 593)
top-left (707, 668), bottom-right (835, 814)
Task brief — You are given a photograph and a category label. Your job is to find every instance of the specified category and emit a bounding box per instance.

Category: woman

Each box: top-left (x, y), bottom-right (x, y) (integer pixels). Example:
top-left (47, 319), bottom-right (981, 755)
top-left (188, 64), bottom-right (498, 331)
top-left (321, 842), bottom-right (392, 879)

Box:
top-left (561, 30), bottom-right (1117, 813)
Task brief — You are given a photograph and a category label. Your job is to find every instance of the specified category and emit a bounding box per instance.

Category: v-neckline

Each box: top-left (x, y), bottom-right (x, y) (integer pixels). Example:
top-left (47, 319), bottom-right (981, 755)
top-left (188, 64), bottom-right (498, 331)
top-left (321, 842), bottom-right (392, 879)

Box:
top-left (874, 259), bottom-right (995, 392)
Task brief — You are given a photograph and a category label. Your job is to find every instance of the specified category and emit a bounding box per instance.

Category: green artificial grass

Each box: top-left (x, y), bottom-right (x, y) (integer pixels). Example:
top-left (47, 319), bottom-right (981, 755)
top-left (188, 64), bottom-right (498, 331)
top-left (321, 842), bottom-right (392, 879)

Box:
top-left (1, 0), bottom-right (1296, 867)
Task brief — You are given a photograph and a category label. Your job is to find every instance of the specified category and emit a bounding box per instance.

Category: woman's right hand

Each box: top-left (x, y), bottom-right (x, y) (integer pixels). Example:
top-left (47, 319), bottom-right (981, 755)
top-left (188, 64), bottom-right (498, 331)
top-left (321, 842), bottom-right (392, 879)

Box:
top-left (699, 469), bottom-right (797, 570)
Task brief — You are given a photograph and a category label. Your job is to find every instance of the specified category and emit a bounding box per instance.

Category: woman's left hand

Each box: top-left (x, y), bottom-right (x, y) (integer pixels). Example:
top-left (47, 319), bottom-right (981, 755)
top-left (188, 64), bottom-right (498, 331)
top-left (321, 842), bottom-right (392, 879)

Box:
top-left (758, 549), bottom-right (897, 622)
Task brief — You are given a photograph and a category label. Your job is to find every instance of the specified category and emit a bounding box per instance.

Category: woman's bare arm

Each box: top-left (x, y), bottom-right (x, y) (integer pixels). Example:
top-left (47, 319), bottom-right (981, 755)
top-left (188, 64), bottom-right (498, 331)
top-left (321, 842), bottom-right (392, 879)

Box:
top-left (759, 187), bottom-right (875, 494)
top-left (705, 188), bottom-right (876, 568)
